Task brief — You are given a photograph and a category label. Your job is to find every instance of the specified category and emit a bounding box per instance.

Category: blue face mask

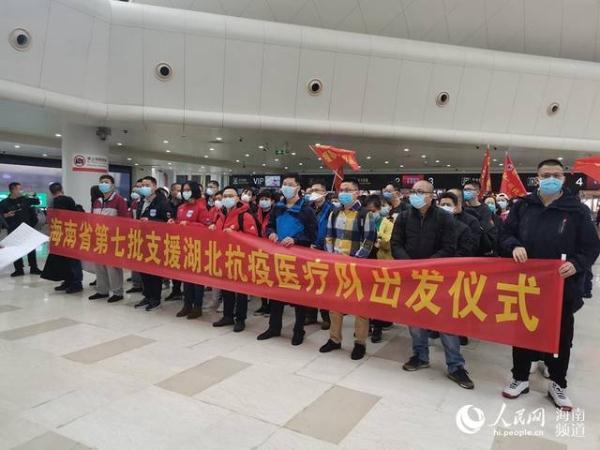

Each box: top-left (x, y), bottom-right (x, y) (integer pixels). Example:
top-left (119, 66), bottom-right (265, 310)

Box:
top-left (98, 182), bottom-right (112, 194)
top-left (338, 192), bottom-right (354, 206)
top-left (182, 191), bottom-right (192, 201)
top-left (409, 193), bottom-right (426, 209)
top-left (383, 192), bottom-right (394, 201)
top-left (463, 190), bottom-right (476, 201)
top-left (259, 199), bottom-right (272, 210)
top-left (487, 203), bottom-right (496, 213)
top-left (539, 177), bottom-right (563, 196)
top-left (222, 197), bottom-right (236, 209)
top-left (138, 186), bottom-right (152, 197)
top-left (380, 206), bottom-right (391, 216)
top-left (281, 185), bottom-right (297, 200)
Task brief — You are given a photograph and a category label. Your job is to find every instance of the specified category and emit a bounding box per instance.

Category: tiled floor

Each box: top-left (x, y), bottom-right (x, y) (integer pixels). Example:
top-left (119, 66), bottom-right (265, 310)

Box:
top-left (0, 265), bottom-right (598, 450)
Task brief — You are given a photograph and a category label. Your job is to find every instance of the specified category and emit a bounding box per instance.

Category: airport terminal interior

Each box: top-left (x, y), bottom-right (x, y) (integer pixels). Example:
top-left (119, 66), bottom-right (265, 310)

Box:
top-left (1, 0), bottom-right (600, 449)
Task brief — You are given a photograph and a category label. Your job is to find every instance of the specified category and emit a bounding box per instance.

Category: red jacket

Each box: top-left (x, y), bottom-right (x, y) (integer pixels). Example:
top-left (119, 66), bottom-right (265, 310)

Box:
top-left (257, 207), bottom-right (272, 237)
top-left (129, 198), bottom-right (140, 219)
top-left (92, 192), bottom-right (128, 217)
top-left (176, 198), bottom-right (213, 226)
top-left (214, 203), bottom-right (258, 236)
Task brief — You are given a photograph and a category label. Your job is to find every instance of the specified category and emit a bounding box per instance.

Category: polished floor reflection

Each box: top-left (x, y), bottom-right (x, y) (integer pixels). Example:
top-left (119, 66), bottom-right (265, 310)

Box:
top-left (0, 267), bottom-right (598, 450)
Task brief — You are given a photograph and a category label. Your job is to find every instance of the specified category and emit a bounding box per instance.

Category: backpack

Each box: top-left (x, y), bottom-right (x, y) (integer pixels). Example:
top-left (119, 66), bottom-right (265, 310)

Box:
top-left (237, 211), bottom-right (262, 237)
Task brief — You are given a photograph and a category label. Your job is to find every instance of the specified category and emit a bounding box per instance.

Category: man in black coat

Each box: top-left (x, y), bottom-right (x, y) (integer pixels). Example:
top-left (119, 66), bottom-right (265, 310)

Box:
top-left (438, 192), bottom-right (478, 257)
top-left (44, 182), bottom-right (83, 293)
top-left (391, 180), bottom-right (473, 390)
top-left (463, 181), bottom-right (498, 256)
top-left (500, 159), bottom-right (600, 411)
top-left (0, 182), bottom-right (41, 276)
top-left (135, 176), bottom-right (172, 311)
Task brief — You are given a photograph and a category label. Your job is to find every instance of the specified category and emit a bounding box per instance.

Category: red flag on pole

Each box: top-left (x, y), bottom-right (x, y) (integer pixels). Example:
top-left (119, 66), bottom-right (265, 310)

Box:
top-left (499, 152), bottom-right (527, 198)
top-left (310, 144), bottom-right (360, 191)
top-left (573, 156), bottom-right (600, 182)
top-left (479, 145), bottom-right (492, 199)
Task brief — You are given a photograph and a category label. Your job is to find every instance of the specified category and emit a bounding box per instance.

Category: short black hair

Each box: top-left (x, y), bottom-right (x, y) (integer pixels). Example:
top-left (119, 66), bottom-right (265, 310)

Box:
top-left (99, 174), bottom-right (114, 184)
top-left (170, 182), bottom-right (181, 188)
top-left (142, 176), bottom-right (157, 185)
top-left (282, 173), bottom-right (301, 187)
top-left (537, 159), bottom-right (564, 170)
top-left (342, 177), bottom-right (360, 189)
top-left (258, 189), bottom-right (275, 200)
top-left (136, 178), bottom-right (143, 183)
top-left (182, 181), bottom-right (202, 199)
top-left (49, 182), bottom-right (63, 195)
top-left (8, 182), bottom-right (20, 191)
top-left (222, 185), bottom-right (238, 193)
top-left (439, 191), bottom-right (459, 205)
top-left (464, 180), bottom-right (481, 190)
top-left (311, 179), bottom-right (328, 190)
top-left (243, 187), bottom-right (258, 197)
top-left (386, 181), bottom-right (402, 192)
top-left (207, 180), bottom-right (220, 187)
top-left (365, 194), bottom-right (381, 208)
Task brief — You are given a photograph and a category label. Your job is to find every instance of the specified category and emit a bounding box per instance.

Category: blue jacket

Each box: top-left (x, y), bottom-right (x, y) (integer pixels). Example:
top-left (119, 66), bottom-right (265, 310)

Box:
top-left (314, 200), bottom-right (334, 250)
top-left (266, 197), bottom-right (317, 247)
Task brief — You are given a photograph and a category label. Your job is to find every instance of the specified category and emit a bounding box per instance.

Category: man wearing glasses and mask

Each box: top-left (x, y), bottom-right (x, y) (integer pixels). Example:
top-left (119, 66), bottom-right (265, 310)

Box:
top-left (390, 180), bottom-right (474, 390)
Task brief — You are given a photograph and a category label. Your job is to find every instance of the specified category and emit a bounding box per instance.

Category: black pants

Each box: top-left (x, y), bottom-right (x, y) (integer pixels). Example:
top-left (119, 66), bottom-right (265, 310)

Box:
top-left (141, 273), bottom-right (162, 305)
top-left (172, 279), bottom-right (182, 294)
top-left (269, 300), bottom-right (307, 334)
top-left (372, 319), bottom-right (392, 329)
top-left (14, 250), bottom-right (38, 271)
top-left (305, 307), bottom-right (330, 322)
top-left (512, 307), bottom-right (574, 388)
top-left (584, 269), bottom-right (593, 294)
top-left (183, 283), bottom-right (204, 308)
top-left (222, 290), bottom-right (248, 321)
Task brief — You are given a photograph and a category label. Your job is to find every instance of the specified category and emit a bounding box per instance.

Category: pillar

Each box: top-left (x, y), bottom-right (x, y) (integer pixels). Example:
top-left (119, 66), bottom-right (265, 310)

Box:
top-left (61, 124), bottom-right (109, 209)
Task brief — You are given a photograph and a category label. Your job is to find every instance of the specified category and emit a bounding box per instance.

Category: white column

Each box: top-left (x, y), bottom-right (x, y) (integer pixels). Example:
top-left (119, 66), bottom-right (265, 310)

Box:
top-left (61, 124), bottom-right (109, 208)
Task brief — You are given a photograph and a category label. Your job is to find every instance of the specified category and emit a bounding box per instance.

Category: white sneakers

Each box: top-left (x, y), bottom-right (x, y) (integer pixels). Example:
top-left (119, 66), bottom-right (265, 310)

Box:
top-left (529, 361), bottom-right (550, 378)
top-left (548, 381), bottom-right (574, 411)
top-left (502, 380), bottom-right (530, 399)
top-left (502, 379), bottom-right (574, 411)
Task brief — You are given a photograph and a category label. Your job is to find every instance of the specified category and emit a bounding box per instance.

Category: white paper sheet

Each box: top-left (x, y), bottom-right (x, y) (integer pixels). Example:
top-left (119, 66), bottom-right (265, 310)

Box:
top-left (0, 223), bottom-right (49, 271)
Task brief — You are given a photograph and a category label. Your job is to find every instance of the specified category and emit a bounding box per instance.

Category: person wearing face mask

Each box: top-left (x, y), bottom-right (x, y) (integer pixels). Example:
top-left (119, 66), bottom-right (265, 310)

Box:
top-left (89, 175), bottom-right (129, 304)
top-left (463, 181), bottom-right (498, 256)
top-left (439, 192), bottom-right (478, 258)
top-left (320, 178), bottom-right (377, 360)
top-left (167, 181), bottom-right (210, 319)
top-left (448, 188), bottom-right (482, 249)
top-left (205, 180), bottom-right (220, 204)
top-left (496, 193), bottom-right (510, 222)
top-left (484, 196), bottom-right (504, 240)
top-left (390, 181), bottom-right (474, 389)
top-left (0, 182), bottom-right (41, 276)
top-left (305, 181), bottom-right (334, 329)
top-left (258, 174), bottom-right (317, 346)
top-left (241, 187), bottom-right (258, 214)
top-left (211, 187), bottom-right (259, 332)
top-left (253, 190), bottom-right (276, 317)
top-left (163, 183), bottom-right (184, 301)
top-left (135, 176), bottom-right (173, 311)
top-left (500, 159), bottom-right (600, 411)
top-left (129, 179), bottom-right (143, 219)
top-left (382, 181), bottom-right (407, 215)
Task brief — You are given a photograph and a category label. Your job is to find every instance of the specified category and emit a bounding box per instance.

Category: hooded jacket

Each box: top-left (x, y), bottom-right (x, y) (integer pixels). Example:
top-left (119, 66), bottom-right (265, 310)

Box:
top-left (214, 202), bottom-right (258, 236)
top-left (500, 190), bottom-right (600, 311)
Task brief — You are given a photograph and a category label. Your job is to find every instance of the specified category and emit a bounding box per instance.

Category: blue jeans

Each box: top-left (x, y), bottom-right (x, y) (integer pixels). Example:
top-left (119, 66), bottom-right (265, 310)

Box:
top-left (409, 327), bottom-right (465, 373)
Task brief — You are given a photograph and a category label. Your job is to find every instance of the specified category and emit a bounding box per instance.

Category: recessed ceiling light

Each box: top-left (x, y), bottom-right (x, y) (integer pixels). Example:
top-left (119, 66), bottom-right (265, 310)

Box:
top-left (284, 166), bottom-right (288, 170)
top-left (167, 162), bottom-right (172, 165)
top-left (384, 161), bottom-right (389, 164)
top-left (291, 152), bottom-right (296, 156)
top-left (299, 162), bottom-right (303, 166)
top-left (14, 145), bottom-right (20, 149)
top-left (399, 164), bottom-right (404, 168)
top-left (235, 159), bottom-right (240, 163)
top-left (319, 166), bottom-right (323, 169)
top-left (258, 145), bottom-right (264, 149)
top-left (435, 160), bottom-right (440, 163)
top-left (261, 163), bottom-right (266, 167)
top-left (204, 155), bottom-right (208, 159)
top-left (446, 164), bottom-right (451, 167)
top-left (366, 156), bottom-right (372, 160)
top-left (127, 157), bottom-right (132, 161)
top-left (117, 142), bottom-right (123, 146)
top-left (274, 158), bottom-right (279, 162)
top-left (163, 140), bottom-right (169, 144)
top-left (134, 163), bottom-right (139, 166)
top-left (421, 155), bottom-right (427, 159)
top-left (493, 158), bottom-right (497, 162)
top-left (499, 163), bottom-right (504, 166)
top-left (55, 133), bottom-right (62, 138)
top-left (209, 147), bottom-right (215, 151)
top-left (216, 137), bottom-right (223, 141)
top-left (200, 166), bottom-right (204, 169)
top-left (245, 153), bottom-right (250, 157)
top-left (42, 153), bottom-right (47, 157)
top-left (165, 149), bottom-right (171, 153)
top-left (558, 157), bottom-right (564, 161)
top-left (404, 148), bottom-right (410, 152)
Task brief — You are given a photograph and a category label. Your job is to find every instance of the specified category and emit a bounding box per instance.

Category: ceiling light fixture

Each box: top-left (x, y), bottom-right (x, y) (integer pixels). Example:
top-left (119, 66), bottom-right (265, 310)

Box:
top-left (14, 145), bottom-right (20, 149)
top-left (215, 137), bottom-right (223, 141)
top-left (274, 158), bottom-right (279, 162)
top-left (258, 145), bottom-right (264, 149)
top-left (209, 147), bottom-right (215, 151)
top-left (165, 150), bottom-right (171, 153)
top-left (298, 162), bottom-right (303, 166)
top-left (558, 157), bottom-right (564, 161)
top-left (235, 159), bottom-right (240, 163)
top-left (446, 164), bottom-right (451, 167)
top-left (366, 156), bottom-right (372, 160)
top-left (55, 133), bottom-right (62, 138)
top-left (291, 152), bottom-right (296, 156)
top-left (245, 154), bottom-right (250, 157)
top-left (116, 142), bottom-right (122, 146)
top-left (163, 140), bottom-right (169, 144)
top-left (167, 162), bottom-right (172, 165)
top-left (404, 148), bottom-right (410, 152)
top-left (284, 166), bottom-right (288, 170)
top-left (261, 163), bottom-right (266, 167)
top-left (421, 155), bottom-right (427, 159)
top-left (384, 161), bottom-right (389, 164)
top-left (204, 155), bottom-right (208, 159)
top-left (435, 160), bottom-right (440, 163)
top-left (42, 153), bottom-right (47, 157)
top-left (127, 157), bottom-right (132, 161)
top-left (134, 163), bottom-right (139, 166)
top-left (399, 164), bottom-right (404, 168)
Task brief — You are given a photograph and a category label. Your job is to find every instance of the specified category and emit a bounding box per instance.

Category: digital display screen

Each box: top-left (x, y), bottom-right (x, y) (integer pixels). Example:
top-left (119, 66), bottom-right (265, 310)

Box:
top-left (265, 175), bottom-right (281, 187)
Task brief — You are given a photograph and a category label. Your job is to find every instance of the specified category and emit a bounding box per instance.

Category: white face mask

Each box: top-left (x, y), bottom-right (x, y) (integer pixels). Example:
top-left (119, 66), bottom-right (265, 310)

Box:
top-left (332, 200), bottom-right (341, 208)
top-left (308, 192), bottom-right (324, 202)
top-left (206, 188), bottom-right (215, 196)
top-left (214, 199), bottom-right (223, 209)
top-left (241, 194), bottom-right (252, 203)
top-left (441, 205), bottom-right (455, 214)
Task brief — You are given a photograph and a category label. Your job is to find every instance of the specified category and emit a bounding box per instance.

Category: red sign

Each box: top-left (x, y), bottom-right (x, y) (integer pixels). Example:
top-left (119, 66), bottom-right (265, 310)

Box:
top-left (72, 154), bottom-right (109, 173)
top-left (402, 174), bottom-right (424, 187)
top-left (47, 210), bottom-right (564, 353)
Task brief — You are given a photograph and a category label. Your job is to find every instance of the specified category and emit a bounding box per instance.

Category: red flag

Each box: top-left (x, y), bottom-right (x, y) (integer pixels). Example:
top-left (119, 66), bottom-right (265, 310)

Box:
top-left (500, 153), bottom-right (527, 198)
top-left (479, 146), bottom-right (492, 199)
top-left (311, 144), bottom-right (360, 191)
top-left (573, 156), bottom-right (600, 182)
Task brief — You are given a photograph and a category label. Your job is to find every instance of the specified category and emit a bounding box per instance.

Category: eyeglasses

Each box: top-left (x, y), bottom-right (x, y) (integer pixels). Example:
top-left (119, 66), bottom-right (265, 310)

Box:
top-left (339, 189), bottom-right (358, 193)
top-left (409, 189), bottom-right (433, 195)
top-left (539, 174), bottom-right (564, 179)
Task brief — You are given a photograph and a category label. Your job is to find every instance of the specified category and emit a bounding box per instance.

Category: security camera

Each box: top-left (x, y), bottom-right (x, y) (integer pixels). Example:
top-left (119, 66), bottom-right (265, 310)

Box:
top-left (96, 127), bottom-right (111, 141)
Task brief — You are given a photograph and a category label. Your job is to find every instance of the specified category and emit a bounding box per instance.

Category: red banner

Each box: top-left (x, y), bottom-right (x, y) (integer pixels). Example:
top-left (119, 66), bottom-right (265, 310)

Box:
top-left (47, 210), bottom-right (564, 353)
top-left (573, 156), bottom-right (600, 182)
top-left (479, 146), bottom-right (492, 199)
top-left (500, 152), bottom-right (528, 198)
top-left (311, 144), bottom-right (360, 191)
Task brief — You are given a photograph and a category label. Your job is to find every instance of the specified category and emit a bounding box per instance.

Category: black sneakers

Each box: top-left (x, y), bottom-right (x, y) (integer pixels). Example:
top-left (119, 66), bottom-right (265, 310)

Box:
top-left (10, 270), bottom-right (24, 277)
top-left (448, 368), bottom-right (475, 389)
top-left (402, 355), bottom-right (430, 371)
top-left (351, 343), bottom-right (366, 360)
top-left (145, 302), bottom-right (160, 311)
top-left (165, 291), bottom-right (182, 301)
top-left (319, 339), bottom-right (342, 353)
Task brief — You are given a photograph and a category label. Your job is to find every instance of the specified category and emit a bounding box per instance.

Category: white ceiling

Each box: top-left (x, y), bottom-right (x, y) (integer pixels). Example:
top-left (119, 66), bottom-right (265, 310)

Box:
top-left (132, 0), bottom-right (600, 63)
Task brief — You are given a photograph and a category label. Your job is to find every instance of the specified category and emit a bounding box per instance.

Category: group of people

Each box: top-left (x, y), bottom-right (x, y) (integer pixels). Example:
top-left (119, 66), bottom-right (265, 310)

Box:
top-left (6, 158), bottom-right (599, 412)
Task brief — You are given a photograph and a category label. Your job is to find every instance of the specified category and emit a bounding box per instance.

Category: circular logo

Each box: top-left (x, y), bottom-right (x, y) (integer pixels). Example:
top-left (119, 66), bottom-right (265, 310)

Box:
top-left (73, 155), bottom-right (86, 167)
top-left (455, 405), bottom-right (486, 434)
